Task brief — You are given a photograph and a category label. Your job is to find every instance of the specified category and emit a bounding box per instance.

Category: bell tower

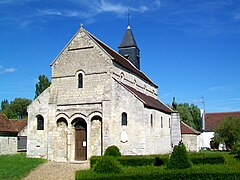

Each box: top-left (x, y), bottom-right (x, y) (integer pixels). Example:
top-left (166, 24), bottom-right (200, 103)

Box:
top-left (118, 12), bottom-right (140, 69)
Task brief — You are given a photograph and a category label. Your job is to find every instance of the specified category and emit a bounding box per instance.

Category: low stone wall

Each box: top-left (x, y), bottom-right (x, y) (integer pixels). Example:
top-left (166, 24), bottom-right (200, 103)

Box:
top-left (0, 136), bottom-right (17, 155)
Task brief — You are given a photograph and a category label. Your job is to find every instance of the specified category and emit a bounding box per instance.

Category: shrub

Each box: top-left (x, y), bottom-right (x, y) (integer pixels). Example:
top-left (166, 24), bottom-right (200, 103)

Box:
top-left (104, 145), bottom-right (121, 157)
top-left (230, 144), bottom-right (240, 160)
top-left (94, 156), bottom-right (121, 174)
top-left (167, 143), bottom-right (192, 169)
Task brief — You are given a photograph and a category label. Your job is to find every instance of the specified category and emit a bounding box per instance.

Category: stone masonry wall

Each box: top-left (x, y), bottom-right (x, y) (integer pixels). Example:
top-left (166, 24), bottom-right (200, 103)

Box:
top-left (0, 136), bottom-right (17, 155)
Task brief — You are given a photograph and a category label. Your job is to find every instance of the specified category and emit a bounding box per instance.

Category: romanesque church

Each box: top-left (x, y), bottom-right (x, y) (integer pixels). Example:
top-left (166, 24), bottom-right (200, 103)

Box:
top-left (27, 24), bottom-right (181, 162)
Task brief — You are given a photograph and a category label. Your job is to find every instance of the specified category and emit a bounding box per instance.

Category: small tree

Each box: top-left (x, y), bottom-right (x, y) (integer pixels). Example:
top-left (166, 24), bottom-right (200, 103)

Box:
top-left (214, 117), bottom-right (240, 149)
top-left (167, 143), bottom-right (192, 169)
top-left (1, 99), bottom-right (9, 111)
top-left (35, 75), bottom-right (51, 99)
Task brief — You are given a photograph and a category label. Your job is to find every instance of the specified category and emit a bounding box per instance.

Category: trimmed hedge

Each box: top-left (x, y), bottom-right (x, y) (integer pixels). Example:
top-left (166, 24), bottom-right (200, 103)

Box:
top-left (76, 165), bottom-right (240, 180)
top-left (104, 146), bottom-right (121, 157)
top-left (94, 156), bottom-right (121, 174)
top-left (90, 153), bottom-right (225, 167)
top-left (190, 153), bottom-right (225, 165)
top-left (90, 155), bottom-right (169, 167)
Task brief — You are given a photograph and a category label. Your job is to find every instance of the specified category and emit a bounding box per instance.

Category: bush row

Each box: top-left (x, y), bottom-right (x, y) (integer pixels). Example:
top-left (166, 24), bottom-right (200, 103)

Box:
top-left (90, 155), bottom-right (169, 167)
top-left (76, 165), bottom-right (240, 180)
top-left (189, 153), bottom-right (225, 165)
top-left (90, 153), bottom-right (225, 167)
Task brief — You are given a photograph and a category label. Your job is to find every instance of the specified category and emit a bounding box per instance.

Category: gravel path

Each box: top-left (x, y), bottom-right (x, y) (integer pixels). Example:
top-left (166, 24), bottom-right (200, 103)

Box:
top-left (23, 161), bottom-right (90, 180)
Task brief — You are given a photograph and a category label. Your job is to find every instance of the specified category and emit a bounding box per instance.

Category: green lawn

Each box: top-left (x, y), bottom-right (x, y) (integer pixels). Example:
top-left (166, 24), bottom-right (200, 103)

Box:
top-left (0, 153), bottom-right (46, 180)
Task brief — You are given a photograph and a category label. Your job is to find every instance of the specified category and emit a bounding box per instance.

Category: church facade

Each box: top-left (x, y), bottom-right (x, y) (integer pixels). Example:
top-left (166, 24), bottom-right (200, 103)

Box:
top-left (27, 25), bottom-right (181, 162)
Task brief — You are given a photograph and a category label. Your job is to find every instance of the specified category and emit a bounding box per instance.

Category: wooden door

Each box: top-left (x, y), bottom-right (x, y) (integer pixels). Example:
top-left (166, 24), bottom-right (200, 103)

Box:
top-left (75, 128), bottom-right (87, 160)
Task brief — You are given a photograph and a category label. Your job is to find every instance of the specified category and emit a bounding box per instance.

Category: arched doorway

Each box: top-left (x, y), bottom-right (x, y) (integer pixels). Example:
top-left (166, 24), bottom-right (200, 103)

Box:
top-left (55, 118), bottom-right (68, 162)
top-left (90, 115), bottom-right (102, 156)
top-left (72, 118), bottom-right (87, 161)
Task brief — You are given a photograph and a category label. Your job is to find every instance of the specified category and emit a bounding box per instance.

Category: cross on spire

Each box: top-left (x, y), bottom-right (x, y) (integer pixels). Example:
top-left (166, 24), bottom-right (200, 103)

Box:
top-left (128, 8), bottom-right (130, 27)
top-left (80, 23), bottom-right (84, 29)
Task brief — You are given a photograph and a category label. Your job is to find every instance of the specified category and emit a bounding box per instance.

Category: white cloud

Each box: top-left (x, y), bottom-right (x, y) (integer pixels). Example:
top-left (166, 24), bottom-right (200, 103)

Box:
top-left (4, 67), bottom-right (17, 73)
top-left (1, 0), bottom-right (162, 27)
top-left (96, 0), bottom-right (128, 14)
top-left (0, 65), bottom-right (17, 73)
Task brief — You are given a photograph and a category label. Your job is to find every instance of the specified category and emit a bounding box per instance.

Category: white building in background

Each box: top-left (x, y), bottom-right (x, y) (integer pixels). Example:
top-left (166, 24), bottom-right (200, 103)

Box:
top-left (200, 111), bottom-right (240, 150)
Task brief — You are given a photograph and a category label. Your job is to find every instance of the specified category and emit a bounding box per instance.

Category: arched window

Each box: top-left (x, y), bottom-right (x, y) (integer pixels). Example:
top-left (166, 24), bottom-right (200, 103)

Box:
top-left (78, 73), bottom-right (83, 88)
top-left (161, 116), bottom-right (163, 128)
top-left (122, 112), bottom-right (127, 126)
top-left (150, 114), bottom-right (153, 127)
top-left (37, 115), bottom-right (44, 130)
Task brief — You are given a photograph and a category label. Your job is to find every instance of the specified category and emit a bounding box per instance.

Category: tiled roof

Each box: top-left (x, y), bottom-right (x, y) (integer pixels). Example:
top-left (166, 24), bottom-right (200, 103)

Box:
top-left (86, 29), bottom-right (158, 88)
top-left (117, 80), bottom-right (172, 114)
top-left (181, 122), bottom-right (201, 135)
top-left (204, 111), bottom-right (240, 131)
top-left (0, 114), bottom-right (27, 133)
top-left (118, 26), bottom-right (139, 49)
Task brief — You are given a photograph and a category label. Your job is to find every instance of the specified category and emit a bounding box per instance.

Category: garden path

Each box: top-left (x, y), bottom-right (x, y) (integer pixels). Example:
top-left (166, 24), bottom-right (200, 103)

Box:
top-left (23, 161), bottom-right (90, 180)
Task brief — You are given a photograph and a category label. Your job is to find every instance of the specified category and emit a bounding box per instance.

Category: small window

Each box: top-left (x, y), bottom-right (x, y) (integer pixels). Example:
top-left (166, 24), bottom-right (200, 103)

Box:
top-left (161, 116), bottom-right (163, 128)
top-left (78, 73), bottom-right (83, 88)
top-left (124, 54), bottom-right (129, 59)
top-left (122, 112), bottom-right (127, 126)
top-left (120, 72), bottom-right (124, 82)
top-left (169, 118), bottom-right (171, 128)
top-left (150, 114), bottom-right (153, 127)
top-left (37, 115), bottom-right (44, 130)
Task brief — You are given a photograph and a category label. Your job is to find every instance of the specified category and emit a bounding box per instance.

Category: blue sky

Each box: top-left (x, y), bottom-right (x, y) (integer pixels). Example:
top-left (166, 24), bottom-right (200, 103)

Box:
top-left (0, 0), bottom-right (239, 112)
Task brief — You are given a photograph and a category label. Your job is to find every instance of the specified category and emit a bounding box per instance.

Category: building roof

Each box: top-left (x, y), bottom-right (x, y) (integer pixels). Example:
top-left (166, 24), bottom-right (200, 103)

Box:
top-left (86, 29), bottom-right (158, 88)
top-left (118, 25), bottom-right (139, 50)
top-left (181, 121), bottom-right (201, 135)
top-left (204, 111), bottom-right (240, 131)
top-left (116, 79), bottom-right (172, 114)
top-left (0, 114), bottom-right (27, 133)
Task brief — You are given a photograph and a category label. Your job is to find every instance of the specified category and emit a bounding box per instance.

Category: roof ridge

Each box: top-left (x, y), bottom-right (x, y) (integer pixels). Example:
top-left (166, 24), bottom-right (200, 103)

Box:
top-left (205, 111), bottom-right (240, 115)
top-left (181, 121), bottom-right (200, 134)
top-left (86, 29), bottom-right (157, 88)
top-left (51, 26), bottom-right (82, 66)
top-left (114, 79), bottom-right (172, 114)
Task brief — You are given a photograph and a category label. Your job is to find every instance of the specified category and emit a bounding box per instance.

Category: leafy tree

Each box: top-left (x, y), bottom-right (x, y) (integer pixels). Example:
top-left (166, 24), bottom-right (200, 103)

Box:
top-left (1, 106), bottom-right (17, 119)
top-left (35, 75), bottom-right (51, 99)
top-left (9, 98), bottom-right (32, 119)
top-left (213, 116), bottom-right (240, 149)
top-left (175, 103), bottom-right (202, 131)
top-left (1, 99), bottom-right (9, 111)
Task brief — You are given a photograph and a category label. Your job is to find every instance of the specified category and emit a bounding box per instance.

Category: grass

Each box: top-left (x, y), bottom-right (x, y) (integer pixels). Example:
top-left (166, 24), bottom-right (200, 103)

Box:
top-left (0, 153), bottom-right (46, 180)
top-left (76, 151), bottom-right (240, 179)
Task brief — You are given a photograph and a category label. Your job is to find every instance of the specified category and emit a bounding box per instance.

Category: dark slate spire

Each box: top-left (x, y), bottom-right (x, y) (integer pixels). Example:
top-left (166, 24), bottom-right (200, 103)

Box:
top-left (118, 25), bottom-right (140, 70)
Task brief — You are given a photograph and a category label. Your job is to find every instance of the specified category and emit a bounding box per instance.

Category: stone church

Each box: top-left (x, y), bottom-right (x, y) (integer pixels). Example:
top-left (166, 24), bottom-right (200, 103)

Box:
top-left (27, 24), bottom-right (181, 162)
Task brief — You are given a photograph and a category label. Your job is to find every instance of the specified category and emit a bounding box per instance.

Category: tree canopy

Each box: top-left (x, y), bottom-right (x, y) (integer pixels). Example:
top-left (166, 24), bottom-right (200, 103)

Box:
top-left (0, 98), bottom-right (32, 119)
top-left (174, 103), bottom-right (202, 131)
top-left (35, 75), bottom-right (51, 99)
top-left (213, 116), bottom-right (240, 149)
